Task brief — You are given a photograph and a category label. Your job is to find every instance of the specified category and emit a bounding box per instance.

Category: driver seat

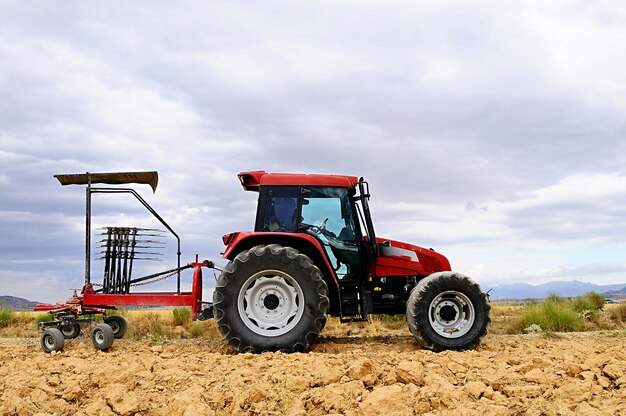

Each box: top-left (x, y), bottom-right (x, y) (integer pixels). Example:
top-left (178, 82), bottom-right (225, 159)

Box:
top-left (273, 197), bottom-right (297, 231)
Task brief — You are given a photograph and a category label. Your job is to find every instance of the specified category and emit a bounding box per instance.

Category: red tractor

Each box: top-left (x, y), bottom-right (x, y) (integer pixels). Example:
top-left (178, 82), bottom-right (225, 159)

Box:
top-left (39, 170), bottom-right (489, 354)
top-left (213, 171), bottom-right (490, 353)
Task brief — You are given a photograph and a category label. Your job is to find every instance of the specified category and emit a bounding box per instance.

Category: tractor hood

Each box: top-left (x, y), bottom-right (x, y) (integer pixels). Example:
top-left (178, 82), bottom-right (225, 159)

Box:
top-left (375, 237), bottom-right (451, 277)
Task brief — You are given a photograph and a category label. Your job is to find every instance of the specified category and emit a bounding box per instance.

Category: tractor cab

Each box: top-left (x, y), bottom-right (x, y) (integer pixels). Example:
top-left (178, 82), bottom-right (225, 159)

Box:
top-left (254, 182), bottom-right (370, 282)
top-left (216, 170), bottom-right (489, 353)
top-left (230, 171), bottom-right (452, 319)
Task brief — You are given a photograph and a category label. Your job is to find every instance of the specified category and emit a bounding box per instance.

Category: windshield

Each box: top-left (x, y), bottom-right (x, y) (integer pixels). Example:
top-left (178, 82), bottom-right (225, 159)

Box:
top-left (300, 187), bottom-right (359, 279)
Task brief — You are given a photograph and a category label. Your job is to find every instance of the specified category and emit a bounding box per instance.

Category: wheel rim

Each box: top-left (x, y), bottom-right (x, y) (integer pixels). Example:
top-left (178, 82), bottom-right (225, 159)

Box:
top-left (44, 334), bottom-right (55, 349)
top-left (61, 325), bottom-right (76, 337)
top-left (237, 269), bottom-right (304, 337)
top-left (428, 290), bottom-right (475, 338)
top-left (108, 321), bottom-right (119, 333)
top-left (94, 329), bottom-right (105, 345)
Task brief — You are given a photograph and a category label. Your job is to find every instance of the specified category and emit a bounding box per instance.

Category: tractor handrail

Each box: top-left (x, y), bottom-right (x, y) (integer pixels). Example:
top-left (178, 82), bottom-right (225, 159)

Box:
top-left (358, 178), bottom-right (379, 258)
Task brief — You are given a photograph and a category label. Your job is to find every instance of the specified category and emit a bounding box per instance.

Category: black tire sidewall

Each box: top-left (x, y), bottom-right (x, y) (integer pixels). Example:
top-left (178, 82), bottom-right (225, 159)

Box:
top-left (214, 245), bottom-right (328, 352)
top-left (92, 324), bottom-right (114, 350)
top-left (104, 315), bottom-right (127, 339)
top-left (41, 328), bottom-right (64, 353)
top-left (60, 323), bottom-right (80, 339)
top-left (409, 273), bottom-right (490, 351)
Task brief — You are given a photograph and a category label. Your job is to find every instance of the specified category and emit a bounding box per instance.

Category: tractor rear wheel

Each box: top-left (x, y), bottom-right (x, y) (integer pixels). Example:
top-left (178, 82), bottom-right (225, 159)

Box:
top-left (213, 244), bottom-right (329, 353)
top-left (406, 272), bottom-right (490, 351)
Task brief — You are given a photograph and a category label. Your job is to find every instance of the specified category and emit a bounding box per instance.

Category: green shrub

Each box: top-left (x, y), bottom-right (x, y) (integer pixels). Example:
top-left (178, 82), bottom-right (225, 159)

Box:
top-left (172, 308), bottom-right (191, 326)
top-left (35, 313), bottom-right (54, 325)
top-left (511, 296), bottom-right (582, 333)
top-left (189, 322), bottom-right (204, 338)
top-left (0, 306), bottom-right (14, 327)
top-left (586, 291), bottom-right (606, 311)
top-left (572, 292), bottom-right (605, 315)
top-left (610, 303), bottom-right (626, 323)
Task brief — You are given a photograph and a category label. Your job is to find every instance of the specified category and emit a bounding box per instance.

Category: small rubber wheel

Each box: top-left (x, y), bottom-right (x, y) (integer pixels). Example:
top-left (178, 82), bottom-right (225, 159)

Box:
top-left (91, 324), bottom-right (115, 351)
top-left (406, 272), bottom-right (490, 351)
top-left (41, 328), bottom-right (65, 353)
top-left (104, 315), bottom-right (128, 339)
top-left (60, 323), bottom-right (81, 339)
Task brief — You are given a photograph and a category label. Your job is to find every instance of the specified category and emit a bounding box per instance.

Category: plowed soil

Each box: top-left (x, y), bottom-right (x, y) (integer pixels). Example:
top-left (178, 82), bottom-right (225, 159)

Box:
top-left (1, 332), bottom-right (626, 415)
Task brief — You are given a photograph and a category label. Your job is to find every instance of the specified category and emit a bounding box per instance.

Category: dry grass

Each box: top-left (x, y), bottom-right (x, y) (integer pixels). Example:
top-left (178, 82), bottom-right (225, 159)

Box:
top-left (1, 298), bottom-right (625, 340)
top-left (124, 309), bottom-right (222, 341)
top-left (323, 315), bottom-right (409, 338)
top-left (489, 304), bottom-right (524, 335)
top-left (609, 303), bottom-right (626, 324)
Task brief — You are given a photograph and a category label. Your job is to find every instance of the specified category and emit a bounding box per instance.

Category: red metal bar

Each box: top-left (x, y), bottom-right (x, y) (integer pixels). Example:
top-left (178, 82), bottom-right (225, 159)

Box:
top-left (81, 262), bottom-right (206, 315)
top-left (82, 293), bottom-right (195, 307)
top-left (191, 262), bottom-right (202, 320)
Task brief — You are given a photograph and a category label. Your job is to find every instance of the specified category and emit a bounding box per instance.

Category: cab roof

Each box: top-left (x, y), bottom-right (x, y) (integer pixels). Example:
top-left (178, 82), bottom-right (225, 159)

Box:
top-left (237, 171), bottom-right (359, 191)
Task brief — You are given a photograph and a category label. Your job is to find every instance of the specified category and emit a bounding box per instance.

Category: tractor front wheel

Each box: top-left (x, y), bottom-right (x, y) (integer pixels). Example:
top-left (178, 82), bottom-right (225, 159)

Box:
top-left (406, 272), bottom-right (490, 351)
top-left (213, 244), bottom-right (329, 353)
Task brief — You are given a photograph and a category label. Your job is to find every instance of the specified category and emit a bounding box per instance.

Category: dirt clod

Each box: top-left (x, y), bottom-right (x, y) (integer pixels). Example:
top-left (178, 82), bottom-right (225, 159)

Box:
top-left (2, 332), bottom-right (626, 415)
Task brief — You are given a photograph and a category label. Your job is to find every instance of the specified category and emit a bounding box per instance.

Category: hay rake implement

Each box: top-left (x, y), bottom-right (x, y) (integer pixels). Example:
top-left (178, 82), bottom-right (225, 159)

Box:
top-left (35, 171), bottom-right (215, 353)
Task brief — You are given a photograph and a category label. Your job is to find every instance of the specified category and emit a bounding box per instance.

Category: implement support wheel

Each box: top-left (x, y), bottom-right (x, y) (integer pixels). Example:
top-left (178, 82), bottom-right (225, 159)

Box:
top-left (104, 315), bottom-right (128, 339)
top-left (60, 323), bottom-right (81, 339)
top-left (92, 324), bottom-right (115, 351)
top-left (41, 328), bottom-right (65, 353)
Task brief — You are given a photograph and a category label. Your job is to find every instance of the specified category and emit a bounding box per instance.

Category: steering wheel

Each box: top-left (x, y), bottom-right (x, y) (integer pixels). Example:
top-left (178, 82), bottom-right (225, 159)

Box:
top-left (301, 218), bottom-right (334, 238)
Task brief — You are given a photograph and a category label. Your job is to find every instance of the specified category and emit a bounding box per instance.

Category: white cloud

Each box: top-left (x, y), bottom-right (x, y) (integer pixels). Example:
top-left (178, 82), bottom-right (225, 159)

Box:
top-left (2, 1), bottom-right (626, 301)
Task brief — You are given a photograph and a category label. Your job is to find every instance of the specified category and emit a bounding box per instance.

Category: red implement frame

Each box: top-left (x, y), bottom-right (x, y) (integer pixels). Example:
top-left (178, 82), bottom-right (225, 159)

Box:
top-left (43, 171), bottom-right (214, 320)
top-left (35, 260), bottom-right (209, 320)
top-left (82, 261), bottom-right (206, 319)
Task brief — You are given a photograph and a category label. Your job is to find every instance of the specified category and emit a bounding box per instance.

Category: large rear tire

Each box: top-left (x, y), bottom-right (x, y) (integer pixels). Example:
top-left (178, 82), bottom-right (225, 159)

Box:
top-left (406, 272), bottom-right (490, 351)
top-left (213, 244), bottom-right (329, 353)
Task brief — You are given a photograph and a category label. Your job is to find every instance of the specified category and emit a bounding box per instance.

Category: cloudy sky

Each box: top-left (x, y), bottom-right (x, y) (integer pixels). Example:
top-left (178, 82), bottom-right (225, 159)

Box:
top-left (1, 1), bottom-right (626, 303)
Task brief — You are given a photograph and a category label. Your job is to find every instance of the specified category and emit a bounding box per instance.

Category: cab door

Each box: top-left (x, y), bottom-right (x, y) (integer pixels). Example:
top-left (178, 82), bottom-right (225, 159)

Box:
top-left (300, 186), bottom-right (364, 281)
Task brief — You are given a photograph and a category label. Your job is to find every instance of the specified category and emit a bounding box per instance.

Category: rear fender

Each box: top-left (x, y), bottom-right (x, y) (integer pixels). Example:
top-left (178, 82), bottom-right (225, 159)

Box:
top-left (223, 232), bottom-right (339, 288)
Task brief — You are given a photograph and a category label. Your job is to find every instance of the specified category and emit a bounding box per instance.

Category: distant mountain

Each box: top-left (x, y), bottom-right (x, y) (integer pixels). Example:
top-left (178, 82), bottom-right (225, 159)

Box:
top-left (605, 286), bottom-right (626, 296)
top-left (485, 281), bottom-right (626, 300)
top-left (0, 296), bottom-right (40, 311)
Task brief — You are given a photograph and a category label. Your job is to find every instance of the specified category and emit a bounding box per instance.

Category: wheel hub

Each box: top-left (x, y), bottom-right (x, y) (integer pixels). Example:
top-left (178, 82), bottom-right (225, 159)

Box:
top-left (263, 293), bottom-right (280, 310)
top-left (428, 291), bottom-right (475, 338)
top-left (44, 335), bottom-right (54, 348)
top-left (238, 270), bottom-right (304, 337)
top-left (439, 304), bottom-right (457, 322)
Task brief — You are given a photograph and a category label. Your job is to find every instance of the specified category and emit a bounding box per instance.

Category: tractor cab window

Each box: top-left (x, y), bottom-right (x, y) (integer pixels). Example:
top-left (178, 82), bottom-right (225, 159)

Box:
top-left (259, 186), bottom-right (299, 232)
top-left (300, 187), bottom-right (361, 280)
